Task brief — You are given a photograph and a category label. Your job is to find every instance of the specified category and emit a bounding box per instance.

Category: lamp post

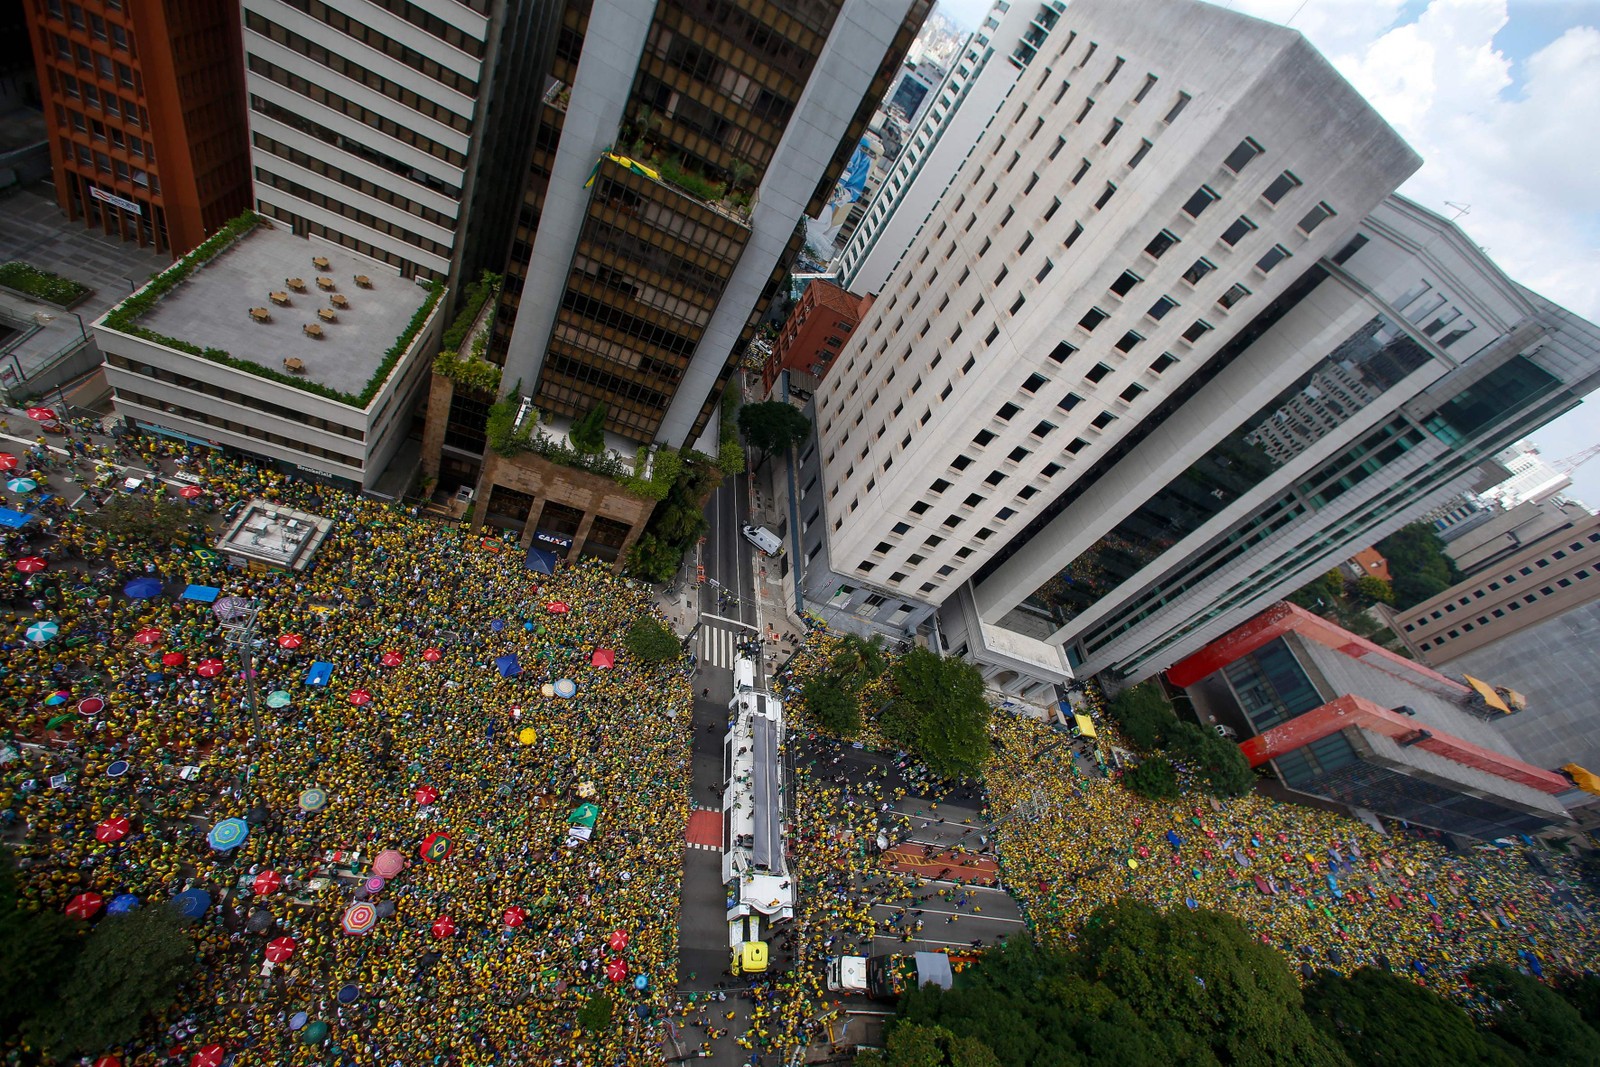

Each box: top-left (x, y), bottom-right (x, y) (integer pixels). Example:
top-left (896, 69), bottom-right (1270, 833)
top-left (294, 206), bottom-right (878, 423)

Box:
top-left (214, 596), bottom-right (263, 802)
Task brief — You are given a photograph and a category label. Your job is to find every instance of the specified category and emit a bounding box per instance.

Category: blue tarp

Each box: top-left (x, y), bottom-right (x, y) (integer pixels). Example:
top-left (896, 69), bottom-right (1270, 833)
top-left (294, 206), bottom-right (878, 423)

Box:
top-left (305, 661), bottom-right (334, 686)
top-left (182, 584), bottom-right (220, 602)
top-left (524, 545), bottom-right (558, 574)
top-left (0, 507), bottom-right (32, 528)
top-left (495, 654), bottom-right (521, 678)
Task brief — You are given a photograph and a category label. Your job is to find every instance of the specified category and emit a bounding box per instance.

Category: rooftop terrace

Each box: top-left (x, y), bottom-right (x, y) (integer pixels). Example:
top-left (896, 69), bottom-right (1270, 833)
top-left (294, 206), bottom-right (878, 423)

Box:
top-left (129, 223), bottom-right (433, 399)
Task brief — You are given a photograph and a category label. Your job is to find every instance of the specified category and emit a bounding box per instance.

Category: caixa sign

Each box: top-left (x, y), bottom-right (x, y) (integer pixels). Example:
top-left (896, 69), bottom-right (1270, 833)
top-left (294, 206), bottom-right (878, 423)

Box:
top-left (535, 530), bottom-right (573, 549)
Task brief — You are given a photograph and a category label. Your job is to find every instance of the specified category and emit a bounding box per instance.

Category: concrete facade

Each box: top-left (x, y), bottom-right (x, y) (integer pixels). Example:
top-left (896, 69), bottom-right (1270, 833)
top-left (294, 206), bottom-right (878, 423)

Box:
top-left (470, 448), bottom-right (655, 568)
top-left (1443, 495), bottom-right (1593, 578)
top-left (1392, 512), bottom-right (1600, 665)
top-left (836, 0), bottom-right (1058, 296)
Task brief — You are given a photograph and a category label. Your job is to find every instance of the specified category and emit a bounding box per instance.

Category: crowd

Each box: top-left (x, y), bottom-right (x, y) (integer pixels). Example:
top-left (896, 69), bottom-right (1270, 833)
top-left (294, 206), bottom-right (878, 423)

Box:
top-left (2, 428), bottom-right (693, 1066)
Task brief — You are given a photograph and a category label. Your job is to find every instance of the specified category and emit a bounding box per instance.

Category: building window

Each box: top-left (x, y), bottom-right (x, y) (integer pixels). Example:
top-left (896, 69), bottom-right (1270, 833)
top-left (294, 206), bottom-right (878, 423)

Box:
top-left (996, 402), bottom-right (1020, 421)
top-left (1031, 420), bottom-right (1055, 438)
top-left (1145, 229), bottom-right (1179, 259)
top-left (1217, 283), bottom-right (1251, 309)
top-left (1181, 320), bottom-right (1213, 343)
top-left (1085, 363), bottom-right (1112, 383)
top-left (1298, 201), bottom-right (1337, 233)
top-left (1163, 91), bottom-right (1192, 123)
top-left (1058, 392), bottom-right (1083, 411)
top-left (1114, 330), bottom-right (1143, 352)
top-left (1022, 372), bottom-right (1049, 393)
top-left (1182, 185), bottom-right (1220, 218)
top-left (1147, 296), bottom-right (1179, 321)
top-left (1262, 170), bottom-right (1302, 204)
top-left (1079, 307), bottom-right (1108, 332)
top-left (1048, 342), bottom-right (1077, 364)
top-left (1128, 138), bottom-right (1153, 169)
top-left (1036, 259), bottom-right (1054, 282)
top-left (1150, 352), bottom-right (1177, 374)
top-left (1222, 137), bottom-right (1264, 173)
top-left (1255, 244), bottom-right (1292, 273)
top-left (1094, 182), bottom-right (1117, 210)
top-left (1007, 446), bottom-right (1030, 462)
top-left (1101, 119), bottom-right (1123, 145)
top-left (1182, 257), bottom-right (1216, 286)
top-left (1220, 216), bottom-right (1258, 246)
top-left (1134, 73), bottom-right (1158, 103)
top-left (1071, 158), bottom-right (1090, 185)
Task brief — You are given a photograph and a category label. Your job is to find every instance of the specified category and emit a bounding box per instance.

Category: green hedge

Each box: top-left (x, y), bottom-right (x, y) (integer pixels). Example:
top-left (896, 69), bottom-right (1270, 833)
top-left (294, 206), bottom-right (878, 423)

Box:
top-left (0, 261), bottom-right (91, 306)
top-left (102, 211), bottom-right (445, 408)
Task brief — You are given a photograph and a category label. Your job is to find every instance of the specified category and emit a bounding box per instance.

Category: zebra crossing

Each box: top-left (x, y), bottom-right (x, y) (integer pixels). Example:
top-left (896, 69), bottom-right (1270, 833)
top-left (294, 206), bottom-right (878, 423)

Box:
top-left (696, 620), bottom-right (744, 669)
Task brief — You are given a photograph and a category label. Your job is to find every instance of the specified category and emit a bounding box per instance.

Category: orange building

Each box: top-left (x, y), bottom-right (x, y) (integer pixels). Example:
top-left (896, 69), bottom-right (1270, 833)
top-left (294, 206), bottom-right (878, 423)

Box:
top-left (762, 280), bottom-right (873, 395)
top-left (25, 0), bottom-right (250, 256)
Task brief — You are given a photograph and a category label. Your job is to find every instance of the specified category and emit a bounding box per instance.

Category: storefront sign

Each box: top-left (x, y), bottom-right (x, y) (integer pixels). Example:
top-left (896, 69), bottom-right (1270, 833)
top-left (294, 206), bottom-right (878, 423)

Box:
top-left (90, 186), bottom-right (143, 215)
top-left (535, 530), bottom-right (573, 549)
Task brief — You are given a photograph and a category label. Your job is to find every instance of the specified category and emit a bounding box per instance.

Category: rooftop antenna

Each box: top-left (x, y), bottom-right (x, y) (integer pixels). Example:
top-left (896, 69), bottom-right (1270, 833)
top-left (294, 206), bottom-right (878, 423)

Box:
top-left (1444, 201), bottom-right (1471, 222)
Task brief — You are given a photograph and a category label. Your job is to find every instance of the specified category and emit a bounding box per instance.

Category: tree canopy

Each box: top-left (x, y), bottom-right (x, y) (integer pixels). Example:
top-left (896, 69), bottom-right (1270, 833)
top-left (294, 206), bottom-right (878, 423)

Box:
top-left (0, 859), bottom-right (81, 1044)
top-left (569, 403), bottom-right (608, 454)
top-left (803, 675), bottom-right (861, 737)
top-left (737, 401), bottom-right (811, 467)
top-left (1376, 524), bottom-right (1461, 609)
top-left (623, 615), bottom-right (681, 664)
top-left (1468, 963), bottom-right (1600, 1066)
top-left (885, 647), bottom-right (992, 779)
top-left (1303, 967), bottom-right (1521, 1067)
top-left (1123, 756), bottom-right (1180, 800)
top-left (84, 493), bottom-right (195, 544)
top-left (1106, 682), bottom-right (1177, 751)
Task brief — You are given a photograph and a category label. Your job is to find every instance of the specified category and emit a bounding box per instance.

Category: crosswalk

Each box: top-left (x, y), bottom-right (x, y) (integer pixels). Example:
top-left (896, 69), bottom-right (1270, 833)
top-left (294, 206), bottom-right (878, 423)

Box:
top-left (697, 620), bottom-right (745, 669)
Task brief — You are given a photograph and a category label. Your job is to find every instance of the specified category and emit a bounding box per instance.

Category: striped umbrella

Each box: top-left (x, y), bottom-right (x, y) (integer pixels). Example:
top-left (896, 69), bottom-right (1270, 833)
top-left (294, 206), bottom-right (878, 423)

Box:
top-left (422, 647), bottom-right (443, 662)
top-left (25, 620), bottom-right (58, 643)
top-left (373, 849), bottom-right (405, 878)
top-left (430, 915), bottom-right (455, 938)
top-left (298, 787), bottom-right (327, 813)
top-left (252, 870), bottom-right (283, 896)
top-left (14, 555), bottom-right (47, 574)
top-left (277, 633), bottom-right (303, 650)
top-left (380, 650), bottom-right (403, 667)
top-left (7, 478), bottom-right (37, 494)
top-left (342, 901), bottom-right (378, 935)
top-left (65, 891), bottom-right (104, 920)
top-left (207, 817), bottom-right (249, 851)
top-left (95, 816), bottom-right (131, 843)
top-left (349, 689), bottom-right (373, 707)
top-left (0, 453), bottom-right (16, 471)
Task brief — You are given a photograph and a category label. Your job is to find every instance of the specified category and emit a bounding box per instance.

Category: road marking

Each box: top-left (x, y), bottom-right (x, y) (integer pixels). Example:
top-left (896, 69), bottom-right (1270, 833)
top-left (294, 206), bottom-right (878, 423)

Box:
top-left (699, 612), bottom-right (758, 630)
top-left (697, 625), bottom-right (737, 669)
top-left (875, 935), bottom-right (1010, 950)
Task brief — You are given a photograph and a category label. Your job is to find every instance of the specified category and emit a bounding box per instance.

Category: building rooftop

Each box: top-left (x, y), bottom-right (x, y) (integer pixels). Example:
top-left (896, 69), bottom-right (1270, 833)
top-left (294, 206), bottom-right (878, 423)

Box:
top-left (133, 225), bottom-right (430, 398)
top-left (216, 498), bottom-right (334, 572)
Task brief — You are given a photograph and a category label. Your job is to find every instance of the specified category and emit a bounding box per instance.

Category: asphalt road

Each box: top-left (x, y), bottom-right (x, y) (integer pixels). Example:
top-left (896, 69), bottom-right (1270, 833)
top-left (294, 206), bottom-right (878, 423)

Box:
top-left (699, 465), bottom-right (758, 630)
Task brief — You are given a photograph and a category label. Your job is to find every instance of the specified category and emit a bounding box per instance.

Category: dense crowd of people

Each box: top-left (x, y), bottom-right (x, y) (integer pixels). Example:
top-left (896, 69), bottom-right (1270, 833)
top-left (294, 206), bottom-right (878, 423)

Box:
top-left (3, 428), bottom-right (693, 1065)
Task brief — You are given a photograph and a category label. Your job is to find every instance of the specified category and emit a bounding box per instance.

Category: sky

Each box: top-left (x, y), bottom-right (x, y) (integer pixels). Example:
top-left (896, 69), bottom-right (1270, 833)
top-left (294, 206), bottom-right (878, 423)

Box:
top-left (932, 0), bottom-right (1600, 506)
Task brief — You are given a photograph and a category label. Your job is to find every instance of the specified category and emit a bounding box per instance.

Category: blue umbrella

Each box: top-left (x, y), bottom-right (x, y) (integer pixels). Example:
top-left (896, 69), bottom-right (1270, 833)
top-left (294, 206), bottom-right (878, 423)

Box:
top-left (105, 760), bottom-right (130, 778)
top-left (490, 618), bottom-right (506, 632)
top-left (172, 888), bottom-right (212, 919)
top-left (107, 893), bottom-right (141, 914)
top-left (553, 678), bottom-right (577, 698)
top-left (208, 817), bottom-right (249, 850)
top-left (25, 620), bottom-right (58, 643)
top-left (1166, 830), bottom-right (1183, 849)
top-left (337, 983), bottom-right (360, 1004)
top-left (124, 577), bottom-right (163, 599)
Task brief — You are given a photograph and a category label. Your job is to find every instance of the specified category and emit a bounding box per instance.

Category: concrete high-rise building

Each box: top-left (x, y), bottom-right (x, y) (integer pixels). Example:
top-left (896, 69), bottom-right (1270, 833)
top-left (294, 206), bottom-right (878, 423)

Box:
top-left (790, 0), bottom-right (1600, 705)
top-left (1441, 494), bottom-right (1592, 577)
top-left (25, 0), bottom-right (252, 255)
top-left (240, 0), bottom-right (560, 286)
top-left (421, 0), bottom-right (930, 565)
top-left (834, 0), bottom-right (1066, 296)
top-left (1479, 440), bottom-right (1571, 510)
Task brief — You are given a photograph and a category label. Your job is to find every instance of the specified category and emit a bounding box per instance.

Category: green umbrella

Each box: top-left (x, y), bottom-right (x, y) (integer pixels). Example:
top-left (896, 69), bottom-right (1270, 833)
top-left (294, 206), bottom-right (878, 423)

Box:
top-left (301, 1020), bottom-right (330, 1044)
top-left (45, 713), bottom-right (75, 730)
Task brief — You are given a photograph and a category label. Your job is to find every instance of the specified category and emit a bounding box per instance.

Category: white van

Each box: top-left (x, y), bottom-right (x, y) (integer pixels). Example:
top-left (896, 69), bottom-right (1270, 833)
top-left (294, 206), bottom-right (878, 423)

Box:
top-left (741, 523), bottom-right (783, 556)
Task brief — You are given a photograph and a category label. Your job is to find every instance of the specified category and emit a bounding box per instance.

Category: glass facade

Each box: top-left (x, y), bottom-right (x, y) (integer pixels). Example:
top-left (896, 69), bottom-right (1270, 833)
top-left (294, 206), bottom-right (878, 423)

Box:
top-left (1220, 638), bottom-right (1324, 732)
top-left (1016, 312), bottom-right (1431, 633)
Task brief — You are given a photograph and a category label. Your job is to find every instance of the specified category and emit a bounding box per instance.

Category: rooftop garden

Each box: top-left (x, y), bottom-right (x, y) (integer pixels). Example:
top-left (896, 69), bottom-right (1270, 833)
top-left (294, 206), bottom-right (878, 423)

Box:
top-left (619, 106), bottom-right (756, 218)
top-left (432, 270), bottom-right (503, 395)
top-left (100, 211), bottom-right (445, 409)
top-left (485, 388), bottom-right (682, 503)
top-left (0, 261), bottom-right (92, 307)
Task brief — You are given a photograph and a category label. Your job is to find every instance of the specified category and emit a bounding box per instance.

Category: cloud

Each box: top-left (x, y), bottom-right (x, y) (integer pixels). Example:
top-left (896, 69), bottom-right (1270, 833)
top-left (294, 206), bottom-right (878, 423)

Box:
top-left (1226, 0), bottom-right (1600, 320)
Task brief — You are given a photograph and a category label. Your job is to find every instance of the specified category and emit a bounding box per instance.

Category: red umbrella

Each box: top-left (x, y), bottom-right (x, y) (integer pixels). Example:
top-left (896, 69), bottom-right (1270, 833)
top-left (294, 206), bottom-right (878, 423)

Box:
top-left (349, 689), bottom-right (372, 707)
top-left (413, 784), bottom-right (439, 805)
top-left (590, 648), bottom-right (615, 668)
top-left (605, 958), bottom-right (627, 983)
top-left (264, 936), bottom-right (296, 963)
top-left (65, 891), bottom-right (104, 920)
top-left (0, 453), bottom-right (17, 471)
top-left (422, 647), bottom-right (443, 662)
top-left (94, 1056), bottom-right (123, 1067)
top-left (252, 870), bottom-right (283, 896)
top-left (196, 658), bottom-right (225, 678)
top-left (545, 601), bottom-right (570, 614)
top-left (278, 633), bottom-right (304, 650)
top-left (134, 627), bottom-right (163, 646)
top-left (190, 1046), bottom-right (226, 1067)
top-left (178, 485), bottom-right (203, 499)
top-left (607, 929), bottom-right (629, 951)
top-left (431, 915), bottom-right (455, 938)
top-left (161, 652), bottom-right (187, 668)
top-left (14, 556), bottom-right (47, 574)
top-left (380, 650), bottom-right (403, 667)
top-left (25, 406), bottom-right (56, 422)
top-left (502, 906), bottom-right (527, 928)
top-left (95, 816), bottom-right (131, 843)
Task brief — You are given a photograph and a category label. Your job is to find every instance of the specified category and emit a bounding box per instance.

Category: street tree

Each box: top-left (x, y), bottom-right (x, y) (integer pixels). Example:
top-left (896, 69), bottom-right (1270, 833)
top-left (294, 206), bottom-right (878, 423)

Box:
top-left (1303, 967), bottom-right (1521, 1067)
top-left (0, 860), bottom-right (81, 1042)
top-left (1377, 524), bottom-right (1461, 609)
top-left (1469, 963), bottom-right (1600, 1065)
top-left (1354, 575), bottom-right (1396, 605)
top-left (830, 632), bottom-right (887, 691)
top-left (888, 647), bottom-right (992, 779)
top-left (804, 675), bottom-right (862, 736)
top-left (31, 904), bottom-right (194, 1059)
top-left (1106, 682), bottom-right (1176, 751)
top-left (624, 616), bottom-right (680, 664)
top-left (624, 533), bottom-right (682, 584)
top-left (737, 401), bottom-right (811, 468)
top-left (577, 992), bottom-right (614, 1032)
top-left (1166, 721), bottom-right (1255, 798)
top-left (85, 493), bottom-right (194, 544)
top-left (1123, 757), bottom-right (1180, 800)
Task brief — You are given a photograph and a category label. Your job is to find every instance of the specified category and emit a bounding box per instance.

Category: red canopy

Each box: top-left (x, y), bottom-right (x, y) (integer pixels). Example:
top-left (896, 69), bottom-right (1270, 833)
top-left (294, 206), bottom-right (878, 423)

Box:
top-left (252, 870), bottom-right (283, 896)
top-left (93, 1056), bottom-right (123, 1067)
top-left (65, 891), bottom-right (104, 920)
top-left (0, 453), bottom-right (17, 472)
top-left (502, 906), bottom-right (527, 928)
top-left (265, 936), bottom-right (296, 963)
top-left (380, 651), bottom-right (403, 667)
top-left (605, 958), bottom-right (627, 982)
top-left (134, 627), bottom-right (163, 646)
top-left (190, 1046), bottom-right (226, 1067)
top-left (431, 915), bottom-right (456, 938)
top-left (278, 633), bottom-right (304, 650)
top-left (178, 485), bottom-right (203, 499)
top-left (15, 556), bottom-right (47, 574)
top-left (545, 601), bottom-right (570, 614)
top-left (160, 652), bottom-right (186, 668)
top-left (196, 658), bottom-right (225, 678)
top-left (590, 648), bottom-right (615, 668)
top-left (349, 689), bottom-right (373, 707)
top-left (95, 816), bottom-right (131, 843)
top-left (607, 929), bottom-right (629, 951)
top-left (422, 647), bottom-right (443, 662)
top-left (25, 406), bottom-right (56, 422)
top-left (413, 785), bottom-right (439, 805)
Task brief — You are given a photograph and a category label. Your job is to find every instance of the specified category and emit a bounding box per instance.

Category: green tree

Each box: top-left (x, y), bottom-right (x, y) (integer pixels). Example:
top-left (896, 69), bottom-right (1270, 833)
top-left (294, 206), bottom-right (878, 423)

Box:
top-left (1558, 973), bottom-right (1600, 1033)
top-left (0, 860), bottom-right (81, 1042)
top-left (830, 632), bottom-right (887, 692)
top-left (576, 992), bottom-right (614, 1032)
top-left (1304, 967), bottom-right (1520, 1067)
top-left (1123, 756), bottom-right (1180, 800)
top-left (1166, 722), bottom-right (1255, 798)
top-left (569, 402), bottom-right (608, 455)
top-left (624, 533), bottom-right (682, 584)
top-left (804, 675), bottom-right (861, 736)
top-left (1106, 682), bottom-right (1176, 751)
top-left (737, 400), bottom-right (811, 468)
top-left (1470, 963), bottom-right (1600, 1065)
top-left (1354, 575), bottom-right (1396, 605)
top-left (1377, 524), bottom-right (1462, 609)
top-left (624, 616), bottom-right (681, 664)
top-left (30, 905), bottom-right (193, 1059)
top-left (85, 493), bottom-right (195, 544)
top-left (888, 647), bottom-right (992, 779)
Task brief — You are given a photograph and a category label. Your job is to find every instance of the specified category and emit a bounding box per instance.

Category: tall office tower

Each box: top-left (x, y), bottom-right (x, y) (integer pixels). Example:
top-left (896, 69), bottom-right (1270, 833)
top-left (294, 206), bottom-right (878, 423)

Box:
top-left (1478, 441), bottom-right (1571, 510)
top-left (835, 0), bottom-right (1064, 296)
top-left (240, 0), bottom-right (560, 285)
top-left (796, 0), bottom-right (1600, 705)
top-left (424, 0), bottom-right (929, 562)
top-left (25, 0), bottom-right (251, 255)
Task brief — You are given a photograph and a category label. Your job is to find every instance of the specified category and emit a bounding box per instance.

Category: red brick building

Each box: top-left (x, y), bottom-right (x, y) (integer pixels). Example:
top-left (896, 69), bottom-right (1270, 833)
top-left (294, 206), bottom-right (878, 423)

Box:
top-left (761, 279), bottom-right (872, 395)
top-left (25, 0), bottom-right (250, 256)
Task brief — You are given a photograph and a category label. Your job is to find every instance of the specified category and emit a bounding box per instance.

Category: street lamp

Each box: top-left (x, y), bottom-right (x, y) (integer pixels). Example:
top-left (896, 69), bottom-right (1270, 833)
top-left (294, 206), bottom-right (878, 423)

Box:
top-left (214, 596), bottom-right (264, 801)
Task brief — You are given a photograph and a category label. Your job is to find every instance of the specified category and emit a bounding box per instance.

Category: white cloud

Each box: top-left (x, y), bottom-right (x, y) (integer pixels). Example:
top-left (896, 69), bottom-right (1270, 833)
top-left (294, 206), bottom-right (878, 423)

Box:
top-left (1223, 0), bottom-right (1600, 321)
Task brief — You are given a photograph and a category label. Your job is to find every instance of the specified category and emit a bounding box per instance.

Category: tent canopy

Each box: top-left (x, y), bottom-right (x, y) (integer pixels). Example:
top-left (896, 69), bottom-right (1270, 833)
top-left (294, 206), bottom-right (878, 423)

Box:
top-left (1073, 714), bottom-right (1097, 738)
top-left (524, 545), bottom-right (558, 574)
top-left (1462, 675), bottom-right (1511, 714)
top-left (305, 661), bottom-right (334, 686)
top-left (182, 584), bottom-right (221, 602)
top-left (495, 654), bottom-right (521, 678)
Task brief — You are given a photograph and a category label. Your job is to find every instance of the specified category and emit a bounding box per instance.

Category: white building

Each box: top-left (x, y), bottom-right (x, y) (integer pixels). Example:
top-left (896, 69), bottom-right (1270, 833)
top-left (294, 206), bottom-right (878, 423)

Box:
top-left (239, 0), bottom-right (556, 287)
top-left (835, 0), bottom-right (1066, 296)
top-left (1480, 441), bottom-right (1572, 510)
top-left (797, 0), bottom-right (1419, 689)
